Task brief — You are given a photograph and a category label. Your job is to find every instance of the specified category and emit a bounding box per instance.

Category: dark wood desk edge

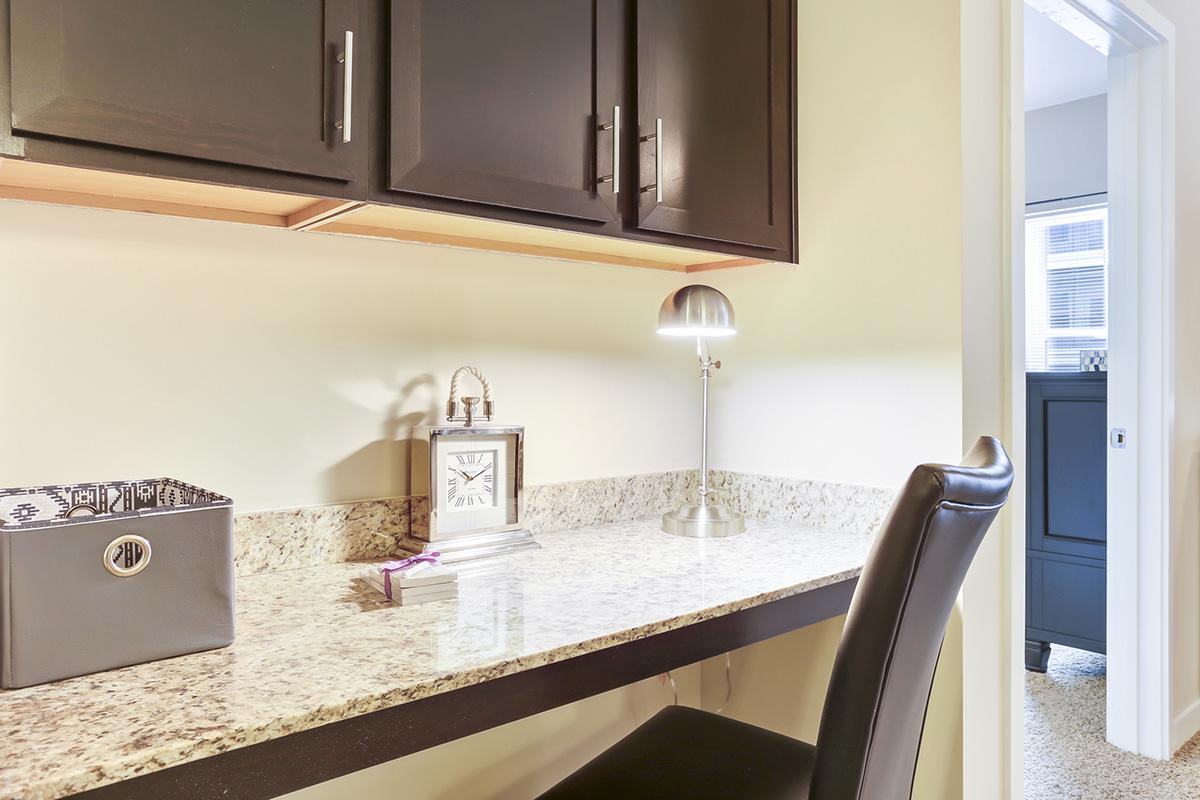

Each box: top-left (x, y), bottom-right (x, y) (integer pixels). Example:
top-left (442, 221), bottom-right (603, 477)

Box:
top-left (68, 577), bottom-right (857, 800)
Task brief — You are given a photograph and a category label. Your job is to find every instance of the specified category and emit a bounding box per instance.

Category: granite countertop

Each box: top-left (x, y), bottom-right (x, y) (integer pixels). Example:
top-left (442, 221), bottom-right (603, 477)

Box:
top-left (0, 518), bottom-right (874, 800)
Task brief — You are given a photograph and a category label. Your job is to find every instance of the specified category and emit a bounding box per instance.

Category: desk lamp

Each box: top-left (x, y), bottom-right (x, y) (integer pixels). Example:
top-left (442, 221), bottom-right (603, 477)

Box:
top-left (656, 285), bottom-right (746, 538)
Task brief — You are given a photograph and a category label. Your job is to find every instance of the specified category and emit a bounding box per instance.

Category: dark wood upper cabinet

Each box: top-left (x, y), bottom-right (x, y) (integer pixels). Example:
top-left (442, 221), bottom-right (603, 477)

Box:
top-left (7, 0), bottom-right (366, 183)
top-left (388, 0), bottom-right (624, 223)
top-left (0, 0), bottom-right (796, 265)
top-left (635, 0), bottom-right (793, 253)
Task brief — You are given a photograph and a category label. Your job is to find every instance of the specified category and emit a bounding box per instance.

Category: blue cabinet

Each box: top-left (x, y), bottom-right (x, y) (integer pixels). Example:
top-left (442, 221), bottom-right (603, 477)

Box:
top-left (1025, 372), bottom-right (1107, 671)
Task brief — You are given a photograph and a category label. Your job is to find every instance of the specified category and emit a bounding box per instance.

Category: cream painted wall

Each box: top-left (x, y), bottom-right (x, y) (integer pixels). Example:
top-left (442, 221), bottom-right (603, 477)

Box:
top-left (699, 619), bottom-right (845, 744)
top-left (702, 0), bottom-right (965, 490)
top-left (0, 200), bottom-right (698, 512)
top-left (699, 2), bottom-right (965, 797)
top-left (700, 0), bottom-right (968, 797)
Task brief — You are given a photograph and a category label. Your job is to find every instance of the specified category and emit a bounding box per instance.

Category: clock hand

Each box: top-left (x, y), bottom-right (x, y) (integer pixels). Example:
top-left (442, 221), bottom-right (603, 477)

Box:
top-left (466, 465), bottom-right (493, 482)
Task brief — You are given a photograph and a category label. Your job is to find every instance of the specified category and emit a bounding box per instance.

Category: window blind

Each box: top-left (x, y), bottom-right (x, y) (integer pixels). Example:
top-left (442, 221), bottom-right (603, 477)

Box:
top-left (1025, 203), bottom-right (1109, 373)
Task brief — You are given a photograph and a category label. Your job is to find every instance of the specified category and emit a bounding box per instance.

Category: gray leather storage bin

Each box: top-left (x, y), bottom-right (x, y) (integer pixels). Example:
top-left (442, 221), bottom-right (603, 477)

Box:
top-left (0, 478), bottom-right (234, 689)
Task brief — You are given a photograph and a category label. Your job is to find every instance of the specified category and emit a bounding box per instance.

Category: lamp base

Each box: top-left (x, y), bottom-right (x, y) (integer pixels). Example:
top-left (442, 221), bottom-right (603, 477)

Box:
top-left (661, 503), bottom-right (746, 538)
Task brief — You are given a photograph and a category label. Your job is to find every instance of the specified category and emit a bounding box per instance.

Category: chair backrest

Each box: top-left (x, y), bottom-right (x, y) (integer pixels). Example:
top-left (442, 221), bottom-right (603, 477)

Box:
top-left (810, 437), bottom-right (1013, 800)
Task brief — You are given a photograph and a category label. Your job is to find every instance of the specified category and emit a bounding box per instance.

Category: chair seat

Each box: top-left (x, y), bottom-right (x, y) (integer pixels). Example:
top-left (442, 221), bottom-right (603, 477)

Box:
top-left (536, 705), bottom-right (815, 800)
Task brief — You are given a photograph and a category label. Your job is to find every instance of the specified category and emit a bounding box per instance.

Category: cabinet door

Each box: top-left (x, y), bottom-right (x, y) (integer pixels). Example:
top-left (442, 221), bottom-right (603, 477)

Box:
top-left (1027, 373), bottom-right (1108, 560)
top-left (8, 0), bottom-right (364, 181)
top-left (1027, 552), bottom-right (1106, 653)
top-left (389, 0), bottom-right (623, 223)
top-left (635, 0), bottom-right (793, 253)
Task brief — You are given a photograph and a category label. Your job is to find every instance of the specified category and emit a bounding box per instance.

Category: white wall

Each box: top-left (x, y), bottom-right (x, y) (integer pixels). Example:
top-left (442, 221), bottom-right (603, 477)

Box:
top-left (1025, 94), bottom-right (1107, 204)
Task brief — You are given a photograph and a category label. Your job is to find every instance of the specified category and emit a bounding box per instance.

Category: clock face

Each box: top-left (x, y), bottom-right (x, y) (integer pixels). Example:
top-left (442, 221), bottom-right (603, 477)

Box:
top-left (431, 432), bottom-right (520, 537)
top-left (445, 450), bottom-right (496, 510)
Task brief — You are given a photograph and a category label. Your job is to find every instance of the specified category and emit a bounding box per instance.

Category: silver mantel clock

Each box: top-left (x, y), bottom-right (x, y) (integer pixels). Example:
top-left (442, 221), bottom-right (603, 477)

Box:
top-left (404, 366), bottom-right (539, 565)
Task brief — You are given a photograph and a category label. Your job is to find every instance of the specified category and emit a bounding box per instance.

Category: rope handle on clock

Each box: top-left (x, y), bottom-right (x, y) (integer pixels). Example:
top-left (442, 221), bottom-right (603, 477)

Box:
top-left (447, 365), bottom-right (494, 424)
top-left (448, 365), bottom-right (493, 404)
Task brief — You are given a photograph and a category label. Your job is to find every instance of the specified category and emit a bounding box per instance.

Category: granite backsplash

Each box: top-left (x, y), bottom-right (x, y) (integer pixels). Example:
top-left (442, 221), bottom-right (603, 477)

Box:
top-left (233, 470), bottom-right (895, 576)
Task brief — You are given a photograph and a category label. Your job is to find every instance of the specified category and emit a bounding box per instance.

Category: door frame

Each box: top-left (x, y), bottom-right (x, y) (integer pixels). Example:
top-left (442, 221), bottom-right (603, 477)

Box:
top-left (961, 0), bottom-right (1177, 795)
top-left (1097, 0), bottom-right (1176, 756)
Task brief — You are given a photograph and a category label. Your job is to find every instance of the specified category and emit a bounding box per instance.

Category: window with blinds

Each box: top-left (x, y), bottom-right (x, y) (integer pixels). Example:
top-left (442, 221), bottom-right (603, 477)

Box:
top-left (1025, 203), bottom-right (1109, 372)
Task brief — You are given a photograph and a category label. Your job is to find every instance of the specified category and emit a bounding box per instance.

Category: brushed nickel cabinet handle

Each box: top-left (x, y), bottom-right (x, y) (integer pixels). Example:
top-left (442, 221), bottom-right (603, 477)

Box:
top-left (597, 105), bottom-right (621, 194)
top-left (655, 117), bottom-right (663, 202)
top-left (612, 104), bottom-right (621, 194)
top-left (336, 31), bottom-right (354, 144)
top-left (640, 117), bottom-right (664, 202)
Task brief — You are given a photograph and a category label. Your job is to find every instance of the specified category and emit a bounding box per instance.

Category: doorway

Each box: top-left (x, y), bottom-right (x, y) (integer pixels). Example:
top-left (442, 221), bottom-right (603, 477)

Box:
top-left (1021, 6), bottom-right (1113, 787)
top-left (1022, 5), bottom-right (1110, 682)
top-left (959, 0), bottom-right (1176, 793)
top-left (1017, 0), bottom-right (1175, 771)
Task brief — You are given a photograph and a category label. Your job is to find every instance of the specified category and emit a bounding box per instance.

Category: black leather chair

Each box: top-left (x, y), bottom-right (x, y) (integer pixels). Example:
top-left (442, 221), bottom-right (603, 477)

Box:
top-left (536, 437), bottom-right (1013, 800)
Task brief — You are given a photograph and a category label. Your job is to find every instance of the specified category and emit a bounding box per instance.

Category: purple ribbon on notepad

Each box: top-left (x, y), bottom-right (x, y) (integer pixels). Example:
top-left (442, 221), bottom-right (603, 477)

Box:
top-left (379, 553), bottom-right (442, 600)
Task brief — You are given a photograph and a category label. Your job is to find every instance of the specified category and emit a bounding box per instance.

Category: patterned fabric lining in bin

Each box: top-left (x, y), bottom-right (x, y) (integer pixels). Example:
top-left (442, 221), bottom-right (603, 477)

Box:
top-left (0, 478), bottom-right (232, 530)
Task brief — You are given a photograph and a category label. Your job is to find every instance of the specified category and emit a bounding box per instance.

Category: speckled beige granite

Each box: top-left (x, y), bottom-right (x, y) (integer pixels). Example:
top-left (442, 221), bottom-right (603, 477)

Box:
top-left (232, 471), bottom-right (891, 575)
top-left (233, 498), bottom-right (409, 576)
top-left (0, 518), bottom-right (873, 800)
top-left (410, 494), bottom-right (430, 538)
top-left (522, 470), bottom-right (701, 533)
top-left (523, 469), bottom-right (893, 536)
top-left (709, 470), bottom-right (895, 534)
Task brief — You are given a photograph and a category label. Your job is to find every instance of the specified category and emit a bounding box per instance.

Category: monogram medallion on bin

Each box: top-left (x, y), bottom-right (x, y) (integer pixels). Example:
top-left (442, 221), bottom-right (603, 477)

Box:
top-left (103, 534), bottom-right (152, 577)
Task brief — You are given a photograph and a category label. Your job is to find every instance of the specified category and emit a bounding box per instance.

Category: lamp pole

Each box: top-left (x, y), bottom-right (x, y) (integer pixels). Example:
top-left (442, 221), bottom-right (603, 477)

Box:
top-left (697, 337), bottom-right (718, 507)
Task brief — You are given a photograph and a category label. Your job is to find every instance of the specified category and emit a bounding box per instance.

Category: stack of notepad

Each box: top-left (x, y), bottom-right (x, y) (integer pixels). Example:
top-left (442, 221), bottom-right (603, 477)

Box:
top-left (363, 557), bottom-right (458, 605)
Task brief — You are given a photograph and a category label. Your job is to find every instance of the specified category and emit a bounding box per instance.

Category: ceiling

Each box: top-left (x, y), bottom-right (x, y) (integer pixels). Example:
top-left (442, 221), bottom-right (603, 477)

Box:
top-left (1025, 4), bottom-right (1108, 111)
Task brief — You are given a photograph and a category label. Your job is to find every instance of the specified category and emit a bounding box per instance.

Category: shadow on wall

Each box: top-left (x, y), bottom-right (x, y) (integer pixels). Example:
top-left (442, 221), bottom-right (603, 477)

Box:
top-left (321, 373), bottom-right (440, 501)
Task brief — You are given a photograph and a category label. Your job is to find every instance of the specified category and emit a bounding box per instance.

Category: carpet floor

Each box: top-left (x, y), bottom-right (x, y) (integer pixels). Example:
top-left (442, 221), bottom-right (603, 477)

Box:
top-left (1024, 646), bottom-right (1200, 798)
